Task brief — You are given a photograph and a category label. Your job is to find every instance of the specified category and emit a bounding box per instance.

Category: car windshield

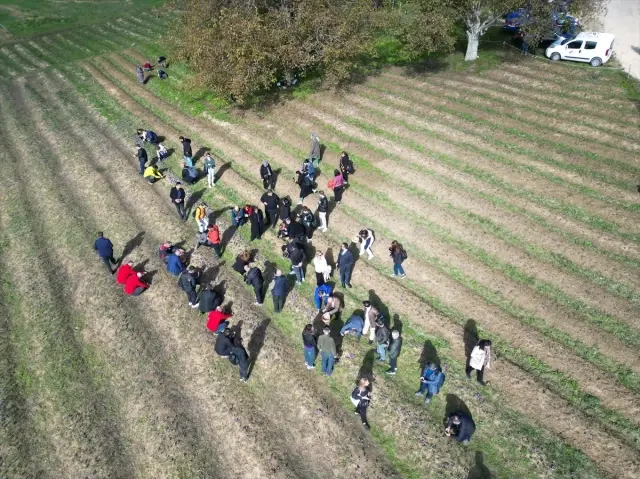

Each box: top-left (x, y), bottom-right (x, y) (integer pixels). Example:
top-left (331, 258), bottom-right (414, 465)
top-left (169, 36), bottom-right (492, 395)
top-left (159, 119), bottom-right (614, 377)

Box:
top-left (550, 37), bottom-right (567, 47)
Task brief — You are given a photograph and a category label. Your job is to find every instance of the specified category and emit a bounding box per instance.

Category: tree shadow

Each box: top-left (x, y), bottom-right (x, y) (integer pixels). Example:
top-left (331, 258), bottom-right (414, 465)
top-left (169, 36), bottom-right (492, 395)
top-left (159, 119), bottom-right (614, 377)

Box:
top-left (193, 146), bottom-right (210, 163)
top-left (215, 162), bottom-right (232, 182)
top-left (464, 319), bottom-right (479, 361)
top-left (357, 349), bottom-right (376, 387)
top-left (186, 188), bottom-right (206, 218)
top-left (119, 231), bottom-right (145, 265)
top-left (368, 289), bottom-right (390, 326)
top-left (419, 339), bottom-right (440, 371)
top-left (467, 451), bottom-right (493, 479)
top-left (247, 317), bottom-right (270, 378)
top-left (444, 393), bottom-right (472, 428)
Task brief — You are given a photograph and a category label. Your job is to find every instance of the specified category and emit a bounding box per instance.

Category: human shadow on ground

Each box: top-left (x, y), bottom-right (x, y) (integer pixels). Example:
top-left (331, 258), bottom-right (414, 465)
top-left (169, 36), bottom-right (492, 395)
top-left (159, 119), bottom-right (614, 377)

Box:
top-left (247, 317), bottom-right (270, 378)
top-left (368, 289), bottom-right (390, 327)
top-left (466, 451), bottom-right (494, 479)
top-left (357, 350), bottom-right (376, 387)
top-left (119, 231), bottom-right (145, 265)
top-left (419, 339), bottom-right (440, 371)
top-left (215, 162), bottom-right (232, 183)
top-left (271, 167), bottom-right (282, 189)
top-left (193, 146), bottom-right (210, 163)
top-left (186, 188), bottom-right (206, 218)
top-left (464, 319), bottom-right (479, 368)
top-left (444, 393), bottom-right (472, 427)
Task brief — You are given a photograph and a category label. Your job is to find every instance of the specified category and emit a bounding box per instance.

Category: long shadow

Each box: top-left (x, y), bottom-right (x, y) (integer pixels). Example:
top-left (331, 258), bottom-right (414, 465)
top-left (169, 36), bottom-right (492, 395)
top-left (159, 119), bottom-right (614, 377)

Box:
top-left (143, 269), bottom-right (158, 285)
top-left (271, 167), bottom-right (282, 189)
top-left (329, 313), bottom-right (345, 355)
top-left (419, 339), bottom-right (440, 371)
top-left (368, 289), bottom-right (390, 326)
top-left (119, 231), bottom-right (145, 265)
top-left (202, 261), bottom-right (225, 285)
top-left (467, 451), bottom-right (494, 479)
top-left (186, 188), bottom-right (206, 218)
top-left (210, 206), bottom-right (231, 224)
top-left (221, 225), bottom-right (237, 252)
top-left (263, 260), bottom-right (277, 288)
top-left (464, 319), bottom-right (479, 367)
top-left (444, 393), bottom-right (472, 428)
top-left (247, 317), bottom-right (270, 378)
top-left (324, 246), bottom-right (336, 276)
top-left (215, 162), bottom-right (232, 182)
top-left (319, 144), bottom-right (326, 161)
top-left (391, 313), bottom-right (403, 334)
top-left (193, 146), bottom-right (210, 164)
top-left (357, 349), bottom-right (376, 387)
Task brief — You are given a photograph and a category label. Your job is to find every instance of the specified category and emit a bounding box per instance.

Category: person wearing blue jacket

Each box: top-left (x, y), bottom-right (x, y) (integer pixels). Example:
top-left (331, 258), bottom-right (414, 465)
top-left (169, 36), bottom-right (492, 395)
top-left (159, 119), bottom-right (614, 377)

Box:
top-left (415, 362), bottom-right (445, 404)
top-left (166, 251), bottom-right (185, 276)
top-left (271, 269), bottom-right (288, 313)
top-left (340, 314), bottom-right (364, 337)
top-left (314, 283), bottom-right (333, 311)
top-left (93, 231), bottom-right (116, 274)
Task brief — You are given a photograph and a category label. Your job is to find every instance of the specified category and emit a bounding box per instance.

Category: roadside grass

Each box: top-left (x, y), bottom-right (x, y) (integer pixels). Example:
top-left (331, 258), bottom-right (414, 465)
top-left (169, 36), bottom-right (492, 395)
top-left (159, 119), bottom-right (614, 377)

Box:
top-left (315, 99), bottom-right (640, 243)
top-left (59, 62), bottom-right (618, 478)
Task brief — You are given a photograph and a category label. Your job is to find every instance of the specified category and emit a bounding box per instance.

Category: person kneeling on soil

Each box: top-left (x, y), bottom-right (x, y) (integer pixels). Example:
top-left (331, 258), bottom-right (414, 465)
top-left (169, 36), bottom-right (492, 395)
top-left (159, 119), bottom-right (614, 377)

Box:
top-left (115, 260), bottom-right (135, 285)
top-left (445, 412), bottom-right (475, 445)
top-left (207, 306), bottom-right (233, 335)
top-left (321, 294), bottom-right (341, 325)
top-left (340, 314), bottom-right (364, 338)
top-left (351, 378), bottom-right (372, 430)
top-left (157, 69), bottom-right (168, 80)
top-left (181, 163), bottom-right (199, 185)
top-left (123, 271), bottom-right (149, 296)
top-left (215, 328), bottom-right (234, 358)
top-left (314, 283), bottom-right (333, 313)
top-left (415, 362), bottom-right (445, 404)
top-left (144, 164), bottom-right (164, 184)
top-left (166, 249), bottom-right (185, 276)
top-left (198, 284), bottom-right (222, 315)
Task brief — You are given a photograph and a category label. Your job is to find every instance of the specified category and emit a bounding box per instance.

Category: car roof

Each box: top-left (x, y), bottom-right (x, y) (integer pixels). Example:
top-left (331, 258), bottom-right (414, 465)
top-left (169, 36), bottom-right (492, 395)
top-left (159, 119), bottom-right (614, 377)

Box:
top-left (574, 32), bottom-right (615, 42)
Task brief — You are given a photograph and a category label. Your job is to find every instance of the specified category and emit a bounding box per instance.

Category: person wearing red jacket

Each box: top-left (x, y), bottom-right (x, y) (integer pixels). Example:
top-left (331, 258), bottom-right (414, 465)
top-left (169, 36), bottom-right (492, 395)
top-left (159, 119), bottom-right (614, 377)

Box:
top-left (115, 261), bottom-right (135, 285)
top-left (205, 223), bottom-right (222, 258)
top-left (206, 306), bottom-right (233, 334)
top-left (124, 272), bottom-right (149, 296)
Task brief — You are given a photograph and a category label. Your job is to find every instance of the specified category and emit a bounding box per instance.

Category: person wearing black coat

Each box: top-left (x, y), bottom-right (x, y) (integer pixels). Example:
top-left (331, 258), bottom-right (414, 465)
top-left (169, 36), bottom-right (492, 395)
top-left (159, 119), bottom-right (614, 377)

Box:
top-left (295, 170), bottom-right (314, 205)
top-left (271, 269), bottom-right (288, 313)
top-left (231, 335), bottom-right (249, 382)
top-left (244, 265), bottom-right (264, 305)
top-left (179, 267), bottom-right (200, 308)
top-left (170, 183), bottom-right (186, 220)
top-left (249, 207), bottom-right (264, 241)
top-left (232, 252), bottom-right (250, 276)
top-left (215, 329), bottom-right (234, 358)
top-left (446, 412), bottom-right (476, 445)
top-left (279, 197), bottom-right (291, 222)
top-left (337, 242), bottom-right (354, 288)
top-left (261, 190), bottom-right (280, 228)
top-left (135, 146), bottom-right (148, 175)
top-left (198, 285), bottom-right (221, 314)
top-left (260, 161), bottom-right (275, 189)
top-left (285, 218), bottom-right (306, 243)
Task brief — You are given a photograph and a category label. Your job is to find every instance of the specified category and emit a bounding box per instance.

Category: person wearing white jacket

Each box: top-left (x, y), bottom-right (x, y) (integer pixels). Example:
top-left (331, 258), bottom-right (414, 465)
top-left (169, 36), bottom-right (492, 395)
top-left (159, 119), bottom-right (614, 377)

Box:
top-left (357, 228), bottom-right (375, 260)
top-left (313, 251), bottom-right (331, 286)
top-left (466, 339), bottom-right (492, 386)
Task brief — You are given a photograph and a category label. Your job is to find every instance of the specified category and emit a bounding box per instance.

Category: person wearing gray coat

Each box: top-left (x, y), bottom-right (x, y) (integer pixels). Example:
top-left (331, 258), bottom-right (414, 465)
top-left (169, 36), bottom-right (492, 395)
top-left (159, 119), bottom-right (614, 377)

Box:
top-left (309, 133), bottom-right (321, 166)
top-left (386, 330), bottom-right (402, 375)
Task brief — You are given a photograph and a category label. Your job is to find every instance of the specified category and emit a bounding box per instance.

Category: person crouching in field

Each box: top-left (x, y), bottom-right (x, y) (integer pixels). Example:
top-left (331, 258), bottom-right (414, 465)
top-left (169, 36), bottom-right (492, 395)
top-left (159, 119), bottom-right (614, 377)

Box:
top-left (445, 412), bottom-right (475, 445)
top-left (351, 378), bottom-right (372, 430)
top-left (124, 271), bottom-right (149, 297)
top-left (144, 164), bottom-right (164, 184)
top-left (116, 260), bottom-right (135, 285)
top-left (357, 228), bottom-right (375, 260)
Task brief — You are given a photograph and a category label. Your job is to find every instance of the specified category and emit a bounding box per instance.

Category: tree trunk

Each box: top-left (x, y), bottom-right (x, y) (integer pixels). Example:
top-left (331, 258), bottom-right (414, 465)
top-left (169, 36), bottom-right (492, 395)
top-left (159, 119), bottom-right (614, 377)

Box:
top-left (465, 27), bottom-right (480, 61)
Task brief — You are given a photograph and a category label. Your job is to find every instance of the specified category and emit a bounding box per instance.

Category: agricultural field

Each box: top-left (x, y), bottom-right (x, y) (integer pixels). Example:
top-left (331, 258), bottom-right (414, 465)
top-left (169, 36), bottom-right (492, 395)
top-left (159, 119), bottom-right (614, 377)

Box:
top-left (0, 2), bottom-right (639, 479)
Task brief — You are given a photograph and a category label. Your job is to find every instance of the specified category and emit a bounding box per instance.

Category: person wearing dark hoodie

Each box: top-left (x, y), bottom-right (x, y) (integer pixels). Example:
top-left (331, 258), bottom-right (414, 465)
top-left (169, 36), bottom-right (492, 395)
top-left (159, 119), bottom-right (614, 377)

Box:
top-left (215, 328), bottom-right (234, 358)
top-left (198, 284), bottom-right (222, 314)
top-left (244, 264), bottom-right (264, 306)
top-left (350, 378), bottom-right (372, 430)
top-left (261, 189), bottom-right (280, 228)
top-left (445, 412), bottom-right (476, 445)
top-left (135, 145), bottom-right (148, 175)
top-left (317, 191), bottom-right (329, 233)
top-left (386, 330), bottom-right (402, 375)
top-left (295, 169), bottom-right (314, 205)
top-left (337, 242), bottom-right (354, 288)
top-left (170, 182), bottom-right (186, 221)
top-left (271, 269), bottom-right (288, 313)
top-left (231, 335), bottom-right (249, 382)
top-left (375, 318), bottom-right (390, 362)
top-left (179, 135), bottom-right (193, 166)
top-left (288, 240), bottom-right (306, 285)
top-left (249, 207), bottom-right (264, 241)
top-left (232, 251), bottom-right (251, 276)
top-left (279, 197), bottom-right (291, 222)
top-left (339, 151), bottom-right (353, 183)
top-left (260, 160), bottom-right (274, 189)
top-left (302, 324), bottom-right (316, 369)
top-left (93, 231), bottom-right (116, 274)
top-left (179, 266), bottom-right (200, 308)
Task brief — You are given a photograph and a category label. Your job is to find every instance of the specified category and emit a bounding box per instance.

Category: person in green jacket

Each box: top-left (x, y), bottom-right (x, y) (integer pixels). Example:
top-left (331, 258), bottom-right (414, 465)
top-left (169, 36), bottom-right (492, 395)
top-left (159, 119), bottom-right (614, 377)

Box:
top-left (386, 330), bottom-right (402, 375)
top-left (317, 326), bottom-right (337, 376)
top-left (203, 152), bottom-right (216, 188)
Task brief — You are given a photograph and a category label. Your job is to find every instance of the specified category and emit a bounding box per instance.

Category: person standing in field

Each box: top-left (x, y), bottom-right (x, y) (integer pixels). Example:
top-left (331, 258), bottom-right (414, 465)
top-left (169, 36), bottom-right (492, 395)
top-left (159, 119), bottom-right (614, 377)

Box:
top-left (231, 335), bottom-right (250, 382)
top-left (302, 323), bottom-right (316, 369)
top-left (115, 260), bottom-right (135, 285)
top-left (445, 412), bottom-right (476, 445)
top-left (203, 152), bottom-right (216, 188)
top-left (374, 318), bottom-right (389, 362)
top-left (123, 271), bottom-right (150, 296)
top-left (361, 301), bottom-right (379, 345)
top-left (309, 132), bottom-right (321, 167)
top-left (416, 362), bottom-right (445, 404)
top-left (337, 242), bottom-right (354, 288)
top-left (288, 239), bottom-right (306, 285)
top-left (295, 169), bottom-right (314, 205)
top-left (135, 145), bottom-right (147, 175)
top-left (386, 330), bottom-right (402, 375)
top-left (358, 228), bottom-right (375, 260)
top-left (194, 205), bottom-right (208, 234)
top-left (271, 269), bottom-right (287, 313)
top-left (467, 339), bottom-right (492, 386)
top-left (249, 207), bottom-right (264, 241)
top-left (316, 191), bottom-right (329, 232)
top-left (136, 64), bottom-right (145, 84)
top-left (170, 182), bottom-right (186, 221)
top-left (331, 170), bottom-right (345, 205)
top-left (260, 161), bottom-right (275, 190)
top-left (389, 240), bottom-right (407, 278)
top-left (313, 251), bottom-right (330, 286)
top-left (339, 151), bottom-right (354, 184)
top-left (261, 189), bottom-right (280, 229)
top-left (297, 206), bottom-right (315, 242)
top-left (317, 326), bottom-right (337, 376)
top-left (179, 136), bottom-right (193, 166)
top-left (179, 266), bottom-right (200, 309)
top-left (93, 231), bottom-right (116, 274)
top-left (244, 264), bottom-right (264, 305)
top-left (279, 196), bottom-right (291, 222)
top-left (351, 378), bottom-right (372, 430)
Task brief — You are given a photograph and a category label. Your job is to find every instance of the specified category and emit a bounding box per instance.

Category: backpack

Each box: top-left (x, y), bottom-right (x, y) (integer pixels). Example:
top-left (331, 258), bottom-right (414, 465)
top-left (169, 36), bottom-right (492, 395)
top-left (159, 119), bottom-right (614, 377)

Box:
top-left (327, 178), bottom-right (336, 190)
top-left (347, 161), bottom-right (355, 174)
top-left (400, 249), bottom-right (408, 261)
top-left (195, 206), bottom-right (206, 221)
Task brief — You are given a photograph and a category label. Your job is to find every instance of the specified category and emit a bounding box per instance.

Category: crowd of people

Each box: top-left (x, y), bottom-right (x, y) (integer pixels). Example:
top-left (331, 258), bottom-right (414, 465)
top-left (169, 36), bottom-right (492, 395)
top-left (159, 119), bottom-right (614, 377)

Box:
top-left (104, 107), bottom-right (492, 439)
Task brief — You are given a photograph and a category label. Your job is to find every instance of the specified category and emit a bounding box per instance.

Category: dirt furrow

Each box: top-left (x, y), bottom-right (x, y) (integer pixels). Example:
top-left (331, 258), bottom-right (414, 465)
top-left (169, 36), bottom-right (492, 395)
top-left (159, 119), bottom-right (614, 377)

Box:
top-left (431, 73), bottom-right (639, 152)
top-left (459, 73), bottom-right (640, 141)
top-left (53, 68), bottom-right (401, 478)
top-left (382, 72), bottom-right (640, 176)
top-left (83, 59), bottom-right (640, 477)
top-left (351, 85), bottom-right (639, 208)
